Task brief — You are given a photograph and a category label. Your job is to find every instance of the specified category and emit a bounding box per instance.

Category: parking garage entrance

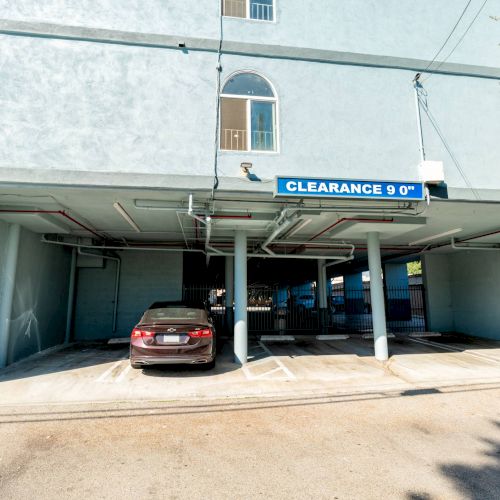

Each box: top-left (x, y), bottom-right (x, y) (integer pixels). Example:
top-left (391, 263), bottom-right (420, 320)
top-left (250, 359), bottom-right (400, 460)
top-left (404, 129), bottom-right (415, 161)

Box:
top-left (183, 282), bottom-right (427, 337)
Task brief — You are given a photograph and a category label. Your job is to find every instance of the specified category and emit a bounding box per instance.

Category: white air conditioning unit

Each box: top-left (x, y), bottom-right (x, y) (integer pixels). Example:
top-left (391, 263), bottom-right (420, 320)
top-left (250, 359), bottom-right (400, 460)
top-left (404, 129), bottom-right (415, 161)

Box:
top-left (418, 160), bottom-right (445, 184)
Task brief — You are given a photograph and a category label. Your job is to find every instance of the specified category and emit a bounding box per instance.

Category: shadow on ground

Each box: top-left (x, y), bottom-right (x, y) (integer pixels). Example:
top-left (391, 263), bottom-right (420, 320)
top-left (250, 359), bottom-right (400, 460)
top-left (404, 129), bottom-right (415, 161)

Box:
top-left (407, 421), bottom-right (500, 500)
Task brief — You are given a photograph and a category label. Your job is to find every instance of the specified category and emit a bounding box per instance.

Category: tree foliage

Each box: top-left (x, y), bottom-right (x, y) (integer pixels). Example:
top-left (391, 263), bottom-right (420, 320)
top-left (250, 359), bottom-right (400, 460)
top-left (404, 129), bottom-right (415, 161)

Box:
top-left (407, 260), bottom-right (422, 276)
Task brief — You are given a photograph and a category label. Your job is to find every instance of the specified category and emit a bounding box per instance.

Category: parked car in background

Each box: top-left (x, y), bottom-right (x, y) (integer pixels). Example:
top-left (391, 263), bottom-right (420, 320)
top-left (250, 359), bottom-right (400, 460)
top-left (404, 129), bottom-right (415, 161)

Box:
top-left (130, 301), bottom-right (216, 369)
top-left (293, 294), bottom-right (316, 312)
top-left (331, 295), bottom-right (345, 313)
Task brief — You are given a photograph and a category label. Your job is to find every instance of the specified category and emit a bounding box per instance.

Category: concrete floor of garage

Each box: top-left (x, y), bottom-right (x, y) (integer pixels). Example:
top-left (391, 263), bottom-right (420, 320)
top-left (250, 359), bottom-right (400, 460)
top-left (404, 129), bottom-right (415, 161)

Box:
top-left (1, 335), bottom-right (500, 406)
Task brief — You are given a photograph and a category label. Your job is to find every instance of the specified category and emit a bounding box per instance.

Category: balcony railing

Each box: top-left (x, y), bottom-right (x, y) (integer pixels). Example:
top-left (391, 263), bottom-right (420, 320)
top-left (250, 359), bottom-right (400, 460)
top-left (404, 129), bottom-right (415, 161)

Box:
top-left (250, 2), bottom-right (274, 21)
top-left (252, 130), bottom-right (274, 151)
top-left (222, 128), bottom-right (247, 151)
top-left (223, 0), bottom-right (246, 18)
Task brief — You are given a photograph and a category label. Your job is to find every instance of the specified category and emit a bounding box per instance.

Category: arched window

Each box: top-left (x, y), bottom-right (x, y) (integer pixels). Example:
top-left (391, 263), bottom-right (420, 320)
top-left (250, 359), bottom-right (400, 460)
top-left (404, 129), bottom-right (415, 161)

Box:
top-left (220, 72), bottom-right (277, 152)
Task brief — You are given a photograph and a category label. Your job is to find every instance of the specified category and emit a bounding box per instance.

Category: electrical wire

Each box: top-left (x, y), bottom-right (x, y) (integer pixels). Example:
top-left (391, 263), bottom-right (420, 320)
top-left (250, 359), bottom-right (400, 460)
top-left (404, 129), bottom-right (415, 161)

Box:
top-left (421, 0), bottom-right (474, 77)
top-left (211, 5), bottom-right (224, 202)
top-left (416, 88), bottom-right (481, 200)
top-left (423, 0), bottom-right (489, 83)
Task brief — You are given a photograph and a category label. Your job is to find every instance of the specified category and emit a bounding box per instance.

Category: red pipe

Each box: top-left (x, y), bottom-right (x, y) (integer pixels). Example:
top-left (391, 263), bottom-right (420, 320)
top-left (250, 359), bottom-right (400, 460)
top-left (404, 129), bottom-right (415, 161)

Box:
top-left (0, 209), bottom-right (103, 239)
top-left (308, 217), bottom-right (394, 242)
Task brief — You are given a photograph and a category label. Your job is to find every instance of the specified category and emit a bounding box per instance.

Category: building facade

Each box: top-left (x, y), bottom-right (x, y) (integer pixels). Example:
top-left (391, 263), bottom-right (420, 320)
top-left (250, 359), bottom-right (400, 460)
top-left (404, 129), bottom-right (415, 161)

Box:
top-left (1, 1), bottom-right (500, 366)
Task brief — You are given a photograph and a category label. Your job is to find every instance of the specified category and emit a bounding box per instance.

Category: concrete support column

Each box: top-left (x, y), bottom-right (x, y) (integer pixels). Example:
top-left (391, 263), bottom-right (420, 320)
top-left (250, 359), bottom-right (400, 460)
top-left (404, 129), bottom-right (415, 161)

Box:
top-left (317, 259), bottom-right (328, 332)
top-left (344, 272), bottom-right (365, 314)
top-left (367, 231), bottom-right (389, 361)
top-left (0, 224), bottom-right (21, 368)
top-left (225, 256), bottom-right (234, 335)
top-left (384, 263), bottom-right (411, 321)
top-left (65, 248), bottom-right (77, 344)
top-left (234, 231), bottom-right (248, 365)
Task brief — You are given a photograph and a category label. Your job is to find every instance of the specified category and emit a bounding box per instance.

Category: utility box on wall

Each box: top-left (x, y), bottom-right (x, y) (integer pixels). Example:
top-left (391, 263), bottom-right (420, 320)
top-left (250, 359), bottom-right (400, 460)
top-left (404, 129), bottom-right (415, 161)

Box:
top-left (418, 161), bottom-right (445, 184)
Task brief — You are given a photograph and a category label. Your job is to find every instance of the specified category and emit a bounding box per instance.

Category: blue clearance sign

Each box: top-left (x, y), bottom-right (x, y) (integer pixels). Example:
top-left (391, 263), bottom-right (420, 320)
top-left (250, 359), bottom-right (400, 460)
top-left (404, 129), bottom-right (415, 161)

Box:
top-left (275, 177), bottom-right (425, 201)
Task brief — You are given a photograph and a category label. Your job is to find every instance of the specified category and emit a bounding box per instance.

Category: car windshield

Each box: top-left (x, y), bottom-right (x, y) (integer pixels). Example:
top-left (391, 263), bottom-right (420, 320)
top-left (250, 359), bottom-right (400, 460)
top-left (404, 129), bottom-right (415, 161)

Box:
top-left (142, 307), bottom-right (207, 323)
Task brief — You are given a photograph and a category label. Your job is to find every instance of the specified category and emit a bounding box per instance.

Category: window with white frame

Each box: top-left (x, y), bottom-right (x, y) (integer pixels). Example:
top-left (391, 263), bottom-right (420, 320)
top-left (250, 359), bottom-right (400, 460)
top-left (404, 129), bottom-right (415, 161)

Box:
top-left (220, 72), bottom-right (277, 152)
top-left (222, 0), bottom-right (274, 22)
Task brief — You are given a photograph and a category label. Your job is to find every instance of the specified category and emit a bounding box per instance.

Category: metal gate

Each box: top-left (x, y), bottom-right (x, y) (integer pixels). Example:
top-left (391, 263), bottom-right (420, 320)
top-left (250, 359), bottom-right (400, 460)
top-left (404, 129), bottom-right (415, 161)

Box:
top-left (183, 283), bottom-right (427, 335)
top-left (330, 284), bottom-right (427, 334)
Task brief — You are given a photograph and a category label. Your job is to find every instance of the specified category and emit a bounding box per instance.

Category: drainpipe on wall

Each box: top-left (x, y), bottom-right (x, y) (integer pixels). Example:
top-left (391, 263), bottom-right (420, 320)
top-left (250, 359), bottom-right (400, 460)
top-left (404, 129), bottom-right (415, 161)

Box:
top-left (77, 248), bottom-right (121, 334)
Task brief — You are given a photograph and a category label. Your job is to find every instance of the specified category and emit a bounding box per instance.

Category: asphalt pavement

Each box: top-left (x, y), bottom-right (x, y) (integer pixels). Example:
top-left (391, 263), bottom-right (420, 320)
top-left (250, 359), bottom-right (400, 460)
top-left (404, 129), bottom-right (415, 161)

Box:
top-left (1, 384), bottom-right (499, 499)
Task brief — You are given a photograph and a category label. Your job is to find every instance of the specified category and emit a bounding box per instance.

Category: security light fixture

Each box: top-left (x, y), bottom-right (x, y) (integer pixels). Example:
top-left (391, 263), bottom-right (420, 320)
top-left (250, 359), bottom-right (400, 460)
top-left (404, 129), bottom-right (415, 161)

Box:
top-left (409, 228), bottom-right (462, 246)
top-left (240, 162), bottom-right (253, 175)
top-left (113, 202), bottom-right (141, 233)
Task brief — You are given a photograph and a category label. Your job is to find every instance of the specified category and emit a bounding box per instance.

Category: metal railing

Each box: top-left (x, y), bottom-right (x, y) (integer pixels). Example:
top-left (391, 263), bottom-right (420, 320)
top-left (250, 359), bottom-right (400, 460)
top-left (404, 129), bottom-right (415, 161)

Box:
top-left (223, 0), bottom-right (246, 18)
top-left (252, 130), bottom-right (274, 151)
top-left (250, 2), bottom-right (274, 21)
top-left (221, 128), bottom-right (247, 151)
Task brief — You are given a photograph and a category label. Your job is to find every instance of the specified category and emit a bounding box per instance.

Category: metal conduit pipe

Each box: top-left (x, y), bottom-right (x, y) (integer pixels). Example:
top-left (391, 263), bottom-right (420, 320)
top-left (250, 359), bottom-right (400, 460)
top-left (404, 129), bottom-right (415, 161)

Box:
top-left (0, 209), bottom-right (103, 239)
top-left (451, 237), bottom-right (500, 251)
top-left (41, 236), bottom-right (205, 253)
top-left (137, 198), bottom-right (419, 215)
top-left (260, 209), bottom-right (298, 255)
top-left (77, 247), bottom-right (121, 334)
top-left (207, 251), bottom-right (354, 260)
top-left (187, 193), bottom-right (207, 226)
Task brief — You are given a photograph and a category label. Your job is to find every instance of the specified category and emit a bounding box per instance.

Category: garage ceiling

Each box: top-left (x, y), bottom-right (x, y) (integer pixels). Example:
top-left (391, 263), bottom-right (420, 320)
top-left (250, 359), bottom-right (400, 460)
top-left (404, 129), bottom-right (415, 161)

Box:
top-left (0, 186), bottom-right (500, 268)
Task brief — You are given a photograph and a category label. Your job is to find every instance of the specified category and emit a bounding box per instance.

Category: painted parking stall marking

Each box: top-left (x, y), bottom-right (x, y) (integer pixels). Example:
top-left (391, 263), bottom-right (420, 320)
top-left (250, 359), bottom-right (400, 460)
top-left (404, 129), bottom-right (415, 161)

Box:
top-left (243, 342), bottom-right (296, 381)
top-left (96, 353), bottom-right (129, 383)
top-left (275, 177), bottom-right (425, 201)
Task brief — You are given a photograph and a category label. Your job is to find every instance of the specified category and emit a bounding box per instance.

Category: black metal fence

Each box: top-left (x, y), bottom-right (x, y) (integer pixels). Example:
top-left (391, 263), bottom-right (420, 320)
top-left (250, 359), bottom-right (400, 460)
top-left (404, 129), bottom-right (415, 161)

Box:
top-left (330, 285), bottom-right (426, 333)
top-left (183, 283), bottom-right (427, 335)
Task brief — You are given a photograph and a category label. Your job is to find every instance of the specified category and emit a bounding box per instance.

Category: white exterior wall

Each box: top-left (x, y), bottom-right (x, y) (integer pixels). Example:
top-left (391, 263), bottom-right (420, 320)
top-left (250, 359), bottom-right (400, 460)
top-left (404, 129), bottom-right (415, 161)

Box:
top-left (423, 252), bottom-right (500, 340)
top-left (422, 254), bottom-right (453, 332)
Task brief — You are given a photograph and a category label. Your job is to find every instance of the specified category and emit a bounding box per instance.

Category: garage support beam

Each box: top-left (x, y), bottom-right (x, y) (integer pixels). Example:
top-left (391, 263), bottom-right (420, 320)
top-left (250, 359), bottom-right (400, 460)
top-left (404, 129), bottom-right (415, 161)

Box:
top-left (317, 259), bottom-right (328, 333)
top-left (234, 231), bottom-right (248, 365)
top-left (65, 248), bottom-right (77, 344)
top-left (0, 224), bottom-right (21, 368)
top-left (225, 256), bottom-right (234, 335)
top-left (367, 231), bottom-right (389, 361)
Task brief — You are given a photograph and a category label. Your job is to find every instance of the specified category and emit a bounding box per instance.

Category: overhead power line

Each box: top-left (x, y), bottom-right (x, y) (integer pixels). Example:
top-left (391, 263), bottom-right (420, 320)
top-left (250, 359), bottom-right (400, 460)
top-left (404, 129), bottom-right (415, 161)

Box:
top-left (421, 0), bottom-right (474, 76)
top-left (423, 0), bottom-right (489, 82)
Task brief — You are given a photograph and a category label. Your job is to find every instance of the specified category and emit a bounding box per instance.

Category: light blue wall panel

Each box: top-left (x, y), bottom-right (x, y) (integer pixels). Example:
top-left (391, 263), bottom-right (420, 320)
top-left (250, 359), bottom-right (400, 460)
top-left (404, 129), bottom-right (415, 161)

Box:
top-left (8, 229), bottom-right (71, 363)
top-left (73, 251), bottom-right (183, 340)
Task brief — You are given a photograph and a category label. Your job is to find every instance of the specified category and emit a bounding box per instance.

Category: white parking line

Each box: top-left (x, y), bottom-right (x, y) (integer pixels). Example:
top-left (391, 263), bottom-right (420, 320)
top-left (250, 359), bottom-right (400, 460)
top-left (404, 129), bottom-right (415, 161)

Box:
top-left (408, 337), bottom-right (500, 363)
top-left (115, 364), bottom-right (132, 383)
top-left (242, 342), bottom-right (296, 381)
top-left (258, 342), bottom-right (296, 380)
top-left (96, 355), bottom-right (129, 382)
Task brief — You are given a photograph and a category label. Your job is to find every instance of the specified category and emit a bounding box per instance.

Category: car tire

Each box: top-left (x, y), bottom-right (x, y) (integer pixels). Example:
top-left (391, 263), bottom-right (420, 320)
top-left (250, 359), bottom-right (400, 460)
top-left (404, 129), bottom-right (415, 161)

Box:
top-left (131, 362), bottom-right (142, 369)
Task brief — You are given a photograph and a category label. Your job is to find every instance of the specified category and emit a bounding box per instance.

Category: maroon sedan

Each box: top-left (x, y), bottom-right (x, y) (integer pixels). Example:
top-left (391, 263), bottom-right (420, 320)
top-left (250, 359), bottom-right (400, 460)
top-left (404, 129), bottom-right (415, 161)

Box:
top-left (130, 301), bottom-right (216, 369)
